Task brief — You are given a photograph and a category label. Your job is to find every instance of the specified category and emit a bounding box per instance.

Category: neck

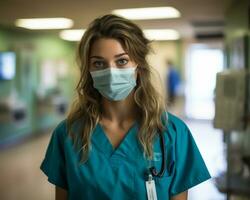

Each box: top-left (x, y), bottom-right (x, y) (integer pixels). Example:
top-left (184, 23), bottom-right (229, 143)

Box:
top-left (100, 91), bottom-right (139, 124)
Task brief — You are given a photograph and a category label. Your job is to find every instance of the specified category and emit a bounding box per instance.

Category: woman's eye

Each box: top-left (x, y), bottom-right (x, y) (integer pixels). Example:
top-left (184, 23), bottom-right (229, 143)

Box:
top-left (93, 61), bottom-right (105, 68)
top-left (117, 58), bottom-right (128, 66)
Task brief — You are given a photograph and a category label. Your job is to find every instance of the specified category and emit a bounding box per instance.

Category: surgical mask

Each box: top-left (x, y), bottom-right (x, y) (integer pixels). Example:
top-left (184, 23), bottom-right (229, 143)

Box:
top-left (90, 67), bottom-right (137, 101)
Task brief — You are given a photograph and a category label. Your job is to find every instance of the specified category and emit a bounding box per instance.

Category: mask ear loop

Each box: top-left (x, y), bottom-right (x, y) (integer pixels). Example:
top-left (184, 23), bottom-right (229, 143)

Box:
top-left (134, 65), bottom-right (140, 86)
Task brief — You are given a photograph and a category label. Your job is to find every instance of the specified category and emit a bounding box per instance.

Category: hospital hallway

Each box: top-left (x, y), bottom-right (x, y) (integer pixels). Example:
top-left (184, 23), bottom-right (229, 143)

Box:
top-left (0, 112), bottom-right (226, 200)
top-left (1, 0), bottom-right (250, 199)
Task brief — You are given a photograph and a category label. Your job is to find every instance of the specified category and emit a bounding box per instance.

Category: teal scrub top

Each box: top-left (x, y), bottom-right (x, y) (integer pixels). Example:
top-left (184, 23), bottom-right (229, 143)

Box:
top-left (40, 112), bottom-right (211, 200)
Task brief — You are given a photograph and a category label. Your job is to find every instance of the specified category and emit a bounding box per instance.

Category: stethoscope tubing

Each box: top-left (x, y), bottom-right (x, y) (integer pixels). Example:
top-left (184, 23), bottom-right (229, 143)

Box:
top-left (149, 131), bottom-right (167, 178)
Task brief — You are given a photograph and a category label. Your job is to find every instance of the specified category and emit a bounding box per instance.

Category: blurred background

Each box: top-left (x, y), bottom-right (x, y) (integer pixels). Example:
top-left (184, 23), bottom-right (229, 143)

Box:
top-left (0, 0), bottom-right (250, 199)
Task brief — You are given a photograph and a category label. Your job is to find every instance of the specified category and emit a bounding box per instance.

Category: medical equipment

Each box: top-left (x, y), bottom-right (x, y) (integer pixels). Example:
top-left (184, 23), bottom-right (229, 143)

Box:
top-left (146, 131), bottom-right (168, 200)
top-left (214, 69), bottom-right (249, 131)
top-left (149, 131), bottom-right (167, 178)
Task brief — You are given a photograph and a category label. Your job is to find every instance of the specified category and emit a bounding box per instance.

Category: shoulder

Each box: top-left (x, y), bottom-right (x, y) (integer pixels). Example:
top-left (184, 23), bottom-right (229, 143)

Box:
top-left (54, 119), bottom-right (67, 133)
top-left (52, 120), bottom-right (68, 141)
top-left (163, 112), bottom-right (192, 143)
top-left (55, 119), bottom-right (67, 132)
top-left (166, 112), bottom-right (188, 132)
top-left (53, 118), bottom-right (85, 140)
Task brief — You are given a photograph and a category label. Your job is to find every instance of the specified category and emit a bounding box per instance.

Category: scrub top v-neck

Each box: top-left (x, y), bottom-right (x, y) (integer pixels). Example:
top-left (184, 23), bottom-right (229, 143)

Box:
top-left (40, 112), bottom-right (211, 200)
top-left (93, 122), bottom-right (139, 159)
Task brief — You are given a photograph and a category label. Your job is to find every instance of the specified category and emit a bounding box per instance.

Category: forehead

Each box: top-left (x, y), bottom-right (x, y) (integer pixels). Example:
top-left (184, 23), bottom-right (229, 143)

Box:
top-left (89, 38), bottom-right (126, 57)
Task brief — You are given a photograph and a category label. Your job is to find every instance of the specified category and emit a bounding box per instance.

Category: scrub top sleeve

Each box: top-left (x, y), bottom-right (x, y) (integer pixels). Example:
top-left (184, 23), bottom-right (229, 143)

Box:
top-left (40, 122), bottom-right (68, 190)
top-left (169, 124), bottom-right (211, 196)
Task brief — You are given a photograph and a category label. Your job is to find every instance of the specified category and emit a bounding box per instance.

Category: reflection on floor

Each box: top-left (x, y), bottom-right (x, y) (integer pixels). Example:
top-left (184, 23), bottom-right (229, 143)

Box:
top-left (0, 118), bottom-right (226, 200)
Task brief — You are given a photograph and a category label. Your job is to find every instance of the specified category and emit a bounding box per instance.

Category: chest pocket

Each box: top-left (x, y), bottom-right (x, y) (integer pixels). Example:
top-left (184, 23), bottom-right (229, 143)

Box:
top-left (148, 144), bottom-right (175, 200)
top-left (151, 143), bottom-right (175, 178)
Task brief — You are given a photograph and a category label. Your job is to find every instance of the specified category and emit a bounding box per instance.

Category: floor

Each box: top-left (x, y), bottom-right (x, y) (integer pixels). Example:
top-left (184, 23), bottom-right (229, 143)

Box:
top-left (0, 118), bottom-right (227, 200)
top-left (0, 131), bottom-right (54, 200)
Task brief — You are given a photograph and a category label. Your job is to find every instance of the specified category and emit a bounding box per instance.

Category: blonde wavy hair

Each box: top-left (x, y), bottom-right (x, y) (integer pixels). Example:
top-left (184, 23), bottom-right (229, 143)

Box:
top-left (67, 14), bottom-right (167, 163)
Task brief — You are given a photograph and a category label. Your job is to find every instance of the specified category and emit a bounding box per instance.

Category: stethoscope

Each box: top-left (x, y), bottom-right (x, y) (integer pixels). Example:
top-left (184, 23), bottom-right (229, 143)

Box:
top-left (147, 126), bottom-right (175, 178)
top-left (145, 120), bottom-right (174, 200)
top-left (148, 131), bottom-right (167, 178)
top-left (145, 131), bottom-right (168, 200)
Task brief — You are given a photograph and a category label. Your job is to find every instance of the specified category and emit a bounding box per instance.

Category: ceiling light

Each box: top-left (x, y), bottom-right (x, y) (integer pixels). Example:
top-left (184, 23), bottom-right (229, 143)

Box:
top-left (59, 29), bottom-right (85, 41)
top-left (15, 18), bottom-right (73, 30)
top-left (143, 29), bottom-right (180, 40)
top-left (112, 7), bottom-right (180, 20)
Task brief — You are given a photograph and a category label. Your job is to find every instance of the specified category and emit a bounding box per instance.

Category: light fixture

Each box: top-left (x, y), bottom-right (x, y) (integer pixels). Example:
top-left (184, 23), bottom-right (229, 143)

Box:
top-left (112, 7), bottom-right (180, 20)
top-left (15, 18), bottom-right (73, 30)
top-left (143, 29), bottom-right (180, 40)
top-left (59, 29), bottom-right (85, 41)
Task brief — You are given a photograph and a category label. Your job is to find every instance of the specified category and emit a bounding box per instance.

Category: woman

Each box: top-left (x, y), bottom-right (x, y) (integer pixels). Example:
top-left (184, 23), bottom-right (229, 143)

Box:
top-left (40, 14), bottom-right (211, 200)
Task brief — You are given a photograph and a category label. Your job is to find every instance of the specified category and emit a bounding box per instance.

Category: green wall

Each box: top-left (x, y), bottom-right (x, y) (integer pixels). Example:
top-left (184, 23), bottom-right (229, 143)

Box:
top-left (0, 27), bottom-right (77, 145)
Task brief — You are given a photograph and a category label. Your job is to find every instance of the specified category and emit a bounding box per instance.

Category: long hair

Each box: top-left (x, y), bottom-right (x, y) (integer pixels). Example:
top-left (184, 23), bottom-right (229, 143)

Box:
top-left (66, 14), bottom-right (167, 162)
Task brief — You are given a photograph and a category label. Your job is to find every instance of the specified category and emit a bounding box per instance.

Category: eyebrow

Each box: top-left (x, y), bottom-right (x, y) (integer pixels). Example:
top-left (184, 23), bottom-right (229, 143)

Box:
top-left (90, 53), bottom-right (128, 59)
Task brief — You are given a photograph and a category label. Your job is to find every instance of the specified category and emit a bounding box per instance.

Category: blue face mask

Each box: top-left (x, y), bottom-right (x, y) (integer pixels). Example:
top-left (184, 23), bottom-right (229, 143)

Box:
top-left (90, 67), bottom-right (137, 101)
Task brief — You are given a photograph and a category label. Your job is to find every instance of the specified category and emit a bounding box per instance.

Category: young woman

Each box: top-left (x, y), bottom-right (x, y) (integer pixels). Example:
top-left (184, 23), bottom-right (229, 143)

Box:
top-left (40, 14), bottom-right (211, 200)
